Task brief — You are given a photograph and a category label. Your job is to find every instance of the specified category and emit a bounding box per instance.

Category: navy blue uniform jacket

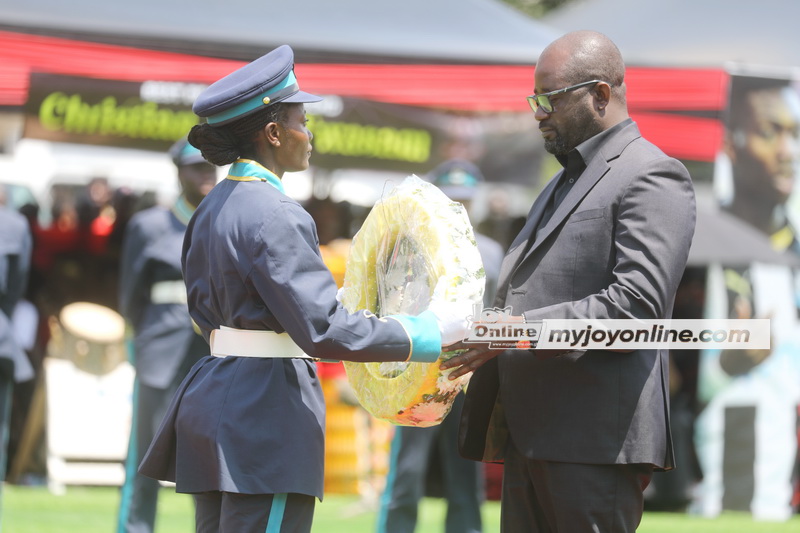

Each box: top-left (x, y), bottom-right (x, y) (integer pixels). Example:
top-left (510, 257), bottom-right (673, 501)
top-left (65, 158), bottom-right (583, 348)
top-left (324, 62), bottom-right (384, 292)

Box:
top-left (140, 164), bottom-right (439, 499)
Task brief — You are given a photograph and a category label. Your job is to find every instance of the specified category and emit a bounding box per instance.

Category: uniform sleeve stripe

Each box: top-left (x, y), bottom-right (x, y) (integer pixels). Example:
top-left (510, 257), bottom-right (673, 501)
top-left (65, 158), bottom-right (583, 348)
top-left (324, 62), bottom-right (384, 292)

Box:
top-left (386, 310), bottom-right (441, 363)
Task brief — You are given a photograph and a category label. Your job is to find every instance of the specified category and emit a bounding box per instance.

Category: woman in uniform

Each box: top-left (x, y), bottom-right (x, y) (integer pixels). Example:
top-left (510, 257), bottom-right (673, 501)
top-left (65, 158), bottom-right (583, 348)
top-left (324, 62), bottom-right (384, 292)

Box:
top-left (139, 45), bottom-right (463, 533)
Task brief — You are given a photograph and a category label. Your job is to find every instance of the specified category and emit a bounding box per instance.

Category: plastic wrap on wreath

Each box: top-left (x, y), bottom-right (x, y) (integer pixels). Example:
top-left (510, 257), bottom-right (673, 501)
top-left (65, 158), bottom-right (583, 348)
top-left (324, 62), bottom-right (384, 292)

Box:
top-left (340, 175), bottom-right (485, 427)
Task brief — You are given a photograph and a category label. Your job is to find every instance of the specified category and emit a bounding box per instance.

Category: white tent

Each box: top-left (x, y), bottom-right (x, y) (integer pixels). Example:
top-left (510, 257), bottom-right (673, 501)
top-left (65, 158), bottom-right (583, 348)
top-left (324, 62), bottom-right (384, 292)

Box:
top-left (543, 0), bottom-right (800, 71)
top-left (0, 0), bottom-right (563, 207)
top-left (0, 0), bottom-right (559, 63)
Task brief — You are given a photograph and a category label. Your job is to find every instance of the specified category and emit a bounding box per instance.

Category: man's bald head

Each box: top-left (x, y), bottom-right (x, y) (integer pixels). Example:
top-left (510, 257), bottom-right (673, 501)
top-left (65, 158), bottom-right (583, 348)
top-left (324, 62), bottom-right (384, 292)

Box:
top-left (533, 31), bottom-right (630, 153)
top-left (540, 30), bottom-right (627, 105)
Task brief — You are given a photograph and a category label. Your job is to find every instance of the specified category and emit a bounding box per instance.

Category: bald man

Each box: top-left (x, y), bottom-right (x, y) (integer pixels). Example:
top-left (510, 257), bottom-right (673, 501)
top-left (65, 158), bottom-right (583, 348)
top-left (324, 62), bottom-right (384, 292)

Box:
top-left (442, 31), bottom-right (696, 532)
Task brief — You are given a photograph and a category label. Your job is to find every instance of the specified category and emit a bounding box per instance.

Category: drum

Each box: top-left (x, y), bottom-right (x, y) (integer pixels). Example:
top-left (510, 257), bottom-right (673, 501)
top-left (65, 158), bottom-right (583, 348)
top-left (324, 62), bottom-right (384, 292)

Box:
top-left (57, 302), bottom-right (126, 376)
top-left (341, 175), bottom-right (485, 427)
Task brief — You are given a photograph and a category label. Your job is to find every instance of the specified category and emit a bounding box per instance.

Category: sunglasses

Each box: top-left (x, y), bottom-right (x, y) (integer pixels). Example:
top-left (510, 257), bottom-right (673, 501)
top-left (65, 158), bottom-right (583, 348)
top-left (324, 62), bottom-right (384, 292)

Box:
top-left (526, 80), bottom-right (604, 113)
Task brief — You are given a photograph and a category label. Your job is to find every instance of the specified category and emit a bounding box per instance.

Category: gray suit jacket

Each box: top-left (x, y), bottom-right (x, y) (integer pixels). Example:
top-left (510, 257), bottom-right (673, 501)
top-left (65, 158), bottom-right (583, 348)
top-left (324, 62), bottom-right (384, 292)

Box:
top-left (459, 122), bottom-right (696, 470)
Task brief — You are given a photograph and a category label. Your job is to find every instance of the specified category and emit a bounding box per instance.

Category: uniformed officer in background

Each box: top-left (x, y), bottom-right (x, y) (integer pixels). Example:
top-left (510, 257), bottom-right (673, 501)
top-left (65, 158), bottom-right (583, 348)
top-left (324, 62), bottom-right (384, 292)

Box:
top-left (377, 159), bottom-right (504, 533)
top-left (116, 139), bottom-right (216, 533)
top-left (0, 185), bottom-right (34, 514)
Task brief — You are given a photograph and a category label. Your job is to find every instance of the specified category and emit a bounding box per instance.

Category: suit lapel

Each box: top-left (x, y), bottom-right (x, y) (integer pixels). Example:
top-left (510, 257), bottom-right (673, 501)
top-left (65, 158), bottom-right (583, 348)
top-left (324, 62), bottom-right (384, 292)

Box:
top-left (503, 122), bottom-right (643, 291)
top-left (494, 171), bottom-right (562, 306)
top-left (527, 155), bottom-right (610, 254)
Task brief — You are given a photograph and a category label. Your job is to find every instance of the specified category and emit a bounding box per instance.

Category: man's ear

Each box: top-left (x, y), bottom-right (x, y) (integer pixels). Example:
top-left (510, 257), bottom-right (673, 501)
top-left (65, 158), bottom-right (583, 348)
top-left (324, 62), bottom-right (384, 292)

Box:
top-left (594, 82), bottom-right (612, 110)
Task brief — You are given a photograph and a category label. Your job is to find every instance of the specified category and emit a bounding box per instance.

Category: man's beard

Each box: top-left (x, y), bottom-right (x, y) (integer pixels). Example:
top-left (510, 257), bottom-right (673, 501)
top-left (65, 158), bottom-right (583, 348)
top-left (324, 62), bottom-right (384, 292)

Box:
top-left (543, 135), bottom-right (569, 156)
top-left (543, 106), bottom-right (599, 156)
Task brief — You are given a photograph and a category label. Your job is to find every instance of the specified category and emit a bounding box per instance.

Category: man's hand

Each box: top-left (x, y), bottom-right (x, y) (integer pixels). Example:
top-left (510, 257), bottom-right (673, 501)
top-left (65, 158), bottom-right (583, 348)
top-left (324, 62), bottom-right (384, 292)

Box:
top-left (440, 340), bottom-right (505, 380)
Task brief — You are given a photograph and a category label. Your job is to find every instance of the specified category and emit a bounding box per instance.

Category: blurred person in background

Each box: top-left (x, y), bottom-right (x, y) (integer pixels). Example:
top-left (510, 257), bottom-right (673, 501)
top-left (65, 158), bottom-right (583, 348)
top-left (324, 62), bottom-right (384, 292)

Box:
top-left (476, 188), bottom-right (525, 252)
top-left (376, 160), bottom-right (504, 533)
top-left (645, 266), bottom-right (706, 512)
top-left (76, 176), bottom-right (113, 237)
top-left (0, 185), bottom-right (35, 505)
top-left (5, 200), bottom-right (46, 483)
top-left (115, 138), bottom-right (216, 533)
top-left (306, 197), bottom-right (385, 509)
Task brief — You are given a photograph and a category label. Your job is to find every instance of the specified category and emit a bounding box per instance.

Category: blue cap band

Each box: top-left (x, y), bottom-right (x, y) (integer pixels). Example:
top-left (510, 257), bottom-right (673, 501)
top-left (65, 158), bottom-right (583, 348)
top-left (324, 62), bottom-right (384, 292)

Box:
top-left (207, 71), bottom-right (299, 126)
top-left (179, 142), bottom-right (202, 160)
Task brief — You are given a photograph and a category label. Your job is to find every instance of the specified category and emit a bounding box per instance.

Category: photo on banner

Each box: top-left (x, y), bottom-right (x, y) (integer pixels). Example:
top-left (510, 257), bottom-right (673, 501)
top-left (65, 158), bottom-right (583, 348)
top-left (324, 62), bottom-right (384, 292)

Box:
top-left (693, 70), bottom-right (800, 521)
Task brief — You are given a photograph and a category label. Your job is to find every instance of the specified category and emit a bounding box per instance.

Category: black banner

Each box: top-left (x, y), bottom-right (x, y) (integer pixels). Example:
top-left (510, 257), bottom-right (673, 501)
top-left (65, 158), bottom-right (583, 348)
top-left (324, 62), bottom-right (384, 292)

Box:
top-left (24, 73), bottom-right (203, 151)
top-left (307, 97), bottom-right (543, 182)
top-left (23, 74), bottom-right (543, 183)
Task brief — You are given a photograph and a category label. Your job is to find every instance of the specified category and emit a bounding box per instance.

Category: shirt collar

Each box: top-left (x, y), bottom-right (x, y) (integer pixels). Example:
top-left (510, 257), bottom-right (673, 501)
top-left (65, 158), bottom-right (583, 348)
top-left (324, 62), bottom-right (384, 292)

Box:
top-left (171, 194), bottom-right (196, 226)
top-left (227, 159), bottom-right (285, 194)
top-left (556, 118), bottom-right (633, 170)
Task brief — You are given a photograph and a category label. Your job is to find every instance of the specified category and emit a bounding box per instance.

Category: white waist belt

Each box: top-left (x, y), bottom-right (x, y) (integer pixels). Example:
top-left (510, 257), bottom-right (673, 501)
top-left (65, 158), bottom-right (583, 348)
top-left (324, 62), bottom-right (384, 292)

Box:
top-left (210, 325), bottom-right (311, 359)
top-left (151, 280), bottom-right (188, 305)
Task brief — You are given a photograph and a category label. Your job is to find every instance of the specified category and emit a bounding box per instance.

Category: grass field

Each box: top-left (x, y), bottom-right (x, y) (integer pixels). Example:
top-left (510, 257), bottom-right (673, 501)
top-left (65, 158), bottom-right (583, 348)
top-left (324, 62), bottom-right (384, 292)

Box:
top-left (2, 485), bottom-right (799, 532)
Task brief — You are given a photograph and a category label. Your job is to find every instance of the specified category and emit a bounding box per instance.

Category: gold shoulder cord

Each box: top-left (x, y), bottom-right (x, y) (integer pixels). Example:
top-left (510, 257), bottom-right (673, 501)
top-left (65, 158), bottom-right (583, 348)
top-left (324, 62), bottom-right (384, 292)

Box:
top-left (226, 175), bottom-right (266, 182)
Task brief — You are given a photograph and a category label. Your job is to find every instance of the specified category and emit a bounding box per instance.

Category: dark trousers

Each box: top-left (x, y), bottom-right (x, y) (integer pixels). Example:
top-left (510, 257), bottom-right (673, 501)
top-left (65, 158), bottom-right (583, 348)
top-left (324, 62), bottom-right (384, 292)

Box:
top-left (502, 443), bottom-right (653, 533)
top-left (377, 393), bottom-right (483, 533)
top-left (0, 359), bottom-right (13, 494)
top-left (194, 491), bottom-right (315, 533)
top-left (117, 379), bottom-right (180, 533)
top-left (118, 337), bottom-right (204, 533)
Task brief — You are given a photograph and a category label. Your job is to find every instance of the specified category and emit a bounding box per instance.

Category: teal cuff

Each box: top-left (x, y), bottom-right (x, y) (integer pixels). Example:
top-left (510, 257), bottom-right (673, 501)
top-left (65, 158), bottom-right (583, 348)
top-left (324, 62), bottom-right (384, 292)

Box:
top-left (389, 310), bottom-right (442, 363)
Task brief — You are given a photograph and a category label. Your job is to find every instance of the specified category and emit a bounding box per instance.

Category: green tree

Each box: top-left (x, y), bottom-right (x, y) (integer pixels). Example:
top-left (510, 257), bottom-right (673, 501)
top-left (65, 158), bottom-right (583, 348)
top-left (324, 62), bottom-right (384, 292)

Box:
top-left (499, 0), bottom-right (575, 18)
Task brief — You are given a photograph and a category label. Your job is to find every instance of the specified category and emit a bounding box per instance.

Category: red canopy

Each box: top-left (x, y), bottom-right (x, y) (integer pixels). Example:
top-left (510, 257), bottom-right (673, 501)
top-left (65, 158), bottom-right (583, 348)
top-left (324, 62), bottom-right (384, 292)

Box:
top-left (0, 30), bottom-right (728, 161)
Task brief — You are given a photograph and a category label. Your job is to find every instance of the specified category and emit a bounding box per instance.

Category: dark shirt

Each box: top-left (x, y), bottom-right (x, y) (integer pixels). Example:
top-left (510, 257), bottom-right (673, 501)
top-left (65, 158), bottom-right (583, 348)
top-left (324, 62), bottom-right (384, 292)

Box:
top-left (537, 119), bottom-right (633, 236)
